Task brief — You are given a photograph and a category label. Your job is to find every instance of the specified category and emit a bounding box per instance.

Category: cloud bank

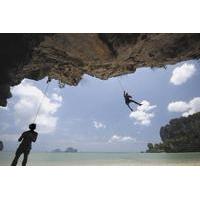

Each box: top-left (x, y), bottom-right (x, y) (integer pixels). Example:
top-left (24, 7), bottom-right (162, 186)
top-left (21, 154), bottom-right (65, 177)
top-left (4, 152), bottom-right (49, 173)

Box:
top-left (168, 97), bottom-right (200, 117)
top-left (108, 135), bottom-right (136, 143)
top-left (129, 100), bottom-right (156, 125)
top-left (11, 80), bottom-right (63, 134)
top-left (170, 63), bottom-right (196, 85)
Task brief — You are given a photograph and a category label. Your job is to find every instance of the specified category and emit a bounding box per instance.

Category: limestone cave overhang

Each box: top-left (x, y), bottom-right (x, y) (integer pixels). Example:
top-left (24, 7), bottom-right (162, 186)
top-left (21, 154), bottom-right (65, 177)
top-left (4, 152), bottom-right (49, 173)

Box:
top-left (0, 33), bottom-right (200, 106)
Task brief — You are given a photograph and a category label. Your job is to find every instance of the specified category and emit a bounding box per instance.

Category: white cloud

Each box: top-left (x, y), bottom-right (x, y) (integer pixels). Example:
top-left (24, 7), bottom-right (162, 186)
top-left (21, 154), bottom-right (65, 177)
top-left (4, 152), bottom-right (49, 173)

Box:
top-left (52, 93), bottom-right (63, 102)
top-left (93, 121), bottom-right (106, 129)
top-left (11, 80), bottom-right (63, 134)
top-left (168, 97), bottom-right (200, 117)
top-left (170, 63), bottom-right (196, 85)
top-left (168, 101), bottom-right (189, 112)
top-left (129, 100), bottom-right (156, 126)
top-left (108, 135), bottom-right (136, 143)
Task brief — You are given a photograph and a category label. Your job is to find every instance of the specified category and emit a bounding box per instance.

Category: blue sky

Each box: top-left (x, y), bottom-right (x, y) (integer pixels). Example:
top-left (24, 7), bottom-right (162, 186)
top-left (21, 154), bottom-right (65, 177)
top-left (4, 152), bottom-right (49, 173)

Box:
top-left (0, 59), bottom-right (200, 152)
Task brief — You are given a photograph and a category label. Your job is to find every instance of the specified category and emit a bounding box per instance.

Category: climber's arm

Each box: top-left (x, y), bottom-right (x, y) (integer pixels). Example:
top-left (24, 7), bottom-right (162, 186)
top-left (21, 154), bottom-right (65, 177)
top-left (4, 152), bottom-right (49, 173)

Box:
top-left (18, 132), bottom-right (25, 142)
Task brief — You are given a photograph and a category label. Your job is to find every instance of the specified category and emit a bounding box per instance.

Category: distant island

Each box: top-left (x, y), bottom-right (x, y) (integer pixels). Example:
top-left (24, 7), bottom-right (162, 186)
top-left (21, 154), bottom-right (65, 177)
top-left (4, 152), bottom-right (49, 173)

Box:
top-left (0, 141), bottom-right (3, 151)
top-left (65, 147), bottom-right (78, 152)
top-left (146, 112), bottom-right (200, 153)
top-left (52, 147), bottom-right (78, 153)
top-left (52, 148), bottom-right (62, 153)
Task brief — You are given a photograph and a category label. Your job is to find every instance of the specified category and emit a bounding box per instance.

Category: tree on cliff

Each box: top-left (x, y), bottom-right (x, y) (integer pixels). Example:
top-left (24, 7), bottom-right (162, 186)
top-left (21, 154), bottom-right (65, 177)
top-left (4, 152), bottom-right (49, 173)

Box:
top-left (147, 143), bottom-right (153, 150)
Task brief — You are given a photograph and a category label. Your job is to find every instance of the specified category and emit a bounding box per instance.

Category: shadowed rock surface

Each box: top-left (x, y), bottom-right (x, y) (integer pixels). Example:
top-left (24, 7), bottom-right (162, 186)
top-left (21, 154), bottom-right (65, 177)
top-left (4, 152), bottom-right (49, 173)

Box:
top-left (1, 33), bottom-right (200, 106)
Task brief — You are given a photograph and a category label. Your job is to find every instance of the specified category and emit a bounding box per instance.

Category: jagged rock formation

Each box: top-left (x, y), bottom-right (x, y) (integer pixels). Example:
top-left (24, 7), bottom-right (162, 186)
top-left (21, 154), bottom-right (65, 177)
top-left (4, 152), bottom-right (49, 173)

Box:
top-left (146, 112), bottom-right (200, 153)
top-left (0, 141), bottom-right (4, 151)
top-left (1, 33), bottom-right (200, 106)
top-left (159, 112), bottom-right (200, 152)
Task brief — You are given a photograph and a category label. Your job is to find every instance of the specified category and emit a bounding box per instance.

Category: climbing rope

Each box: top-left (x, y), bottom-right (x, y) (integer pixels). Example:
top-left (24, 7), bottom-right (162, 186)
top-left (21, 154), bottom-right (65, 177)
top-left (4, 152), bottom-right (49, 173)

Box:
top-left (117, 75), bottom-right (135, 95)
top-left (117, 77), bottom-right (126, 92)
top-left (32, 77), bottom-right (51, 123)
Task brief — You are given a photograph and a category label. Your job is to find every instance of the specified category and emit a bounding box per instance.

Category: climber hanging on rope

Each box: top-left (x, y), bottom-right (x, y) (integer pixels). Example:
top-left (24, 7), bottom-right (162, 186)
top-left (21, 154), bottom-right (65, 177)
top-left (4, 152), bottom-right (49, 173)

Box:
top-left (11, 123), bottom-right (38, 166)
top-left (10, 76), bottom-right (52, 166)
top-left (123, 91), bottom-right (142, 111)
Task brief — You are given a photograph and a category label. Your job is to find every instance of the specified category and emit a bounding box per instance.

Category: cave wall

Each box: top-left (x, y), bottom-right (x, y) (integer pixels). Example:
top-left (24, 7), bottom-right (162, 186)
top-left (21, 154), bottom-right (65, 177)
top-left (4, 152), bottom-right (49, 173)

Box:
top-left (0, 33), bottom-right (200, 106)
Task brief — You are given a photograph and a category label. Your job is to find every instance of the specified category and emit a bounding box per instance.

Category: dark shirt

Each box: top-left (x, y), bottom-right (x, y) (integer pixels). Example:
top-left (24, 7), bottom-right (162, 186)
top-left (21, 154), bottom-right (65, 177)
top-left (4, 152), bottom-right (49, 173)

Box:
top-left (124, 92), bottom-right (132, 104)
top-left (18, 130), bottom-right (38, 150)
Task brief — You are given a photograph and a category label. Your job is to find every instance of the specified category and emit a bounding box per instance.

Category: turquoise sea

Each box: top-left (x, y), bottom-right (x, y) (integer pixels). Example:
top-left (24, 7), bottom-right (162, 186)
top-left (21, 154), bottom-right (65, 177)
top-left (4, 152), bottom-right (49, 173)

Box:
top-left (1, 152), bottom-right (200, 166)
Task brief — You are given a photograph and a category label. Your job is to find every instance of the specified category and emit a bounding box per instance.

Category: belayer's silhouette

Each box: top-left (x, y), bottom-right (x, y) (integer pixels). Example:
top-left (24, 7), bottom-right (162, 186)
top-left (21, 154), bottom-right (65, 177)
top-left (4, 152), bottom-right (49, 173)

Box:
top-left (11, 123), bottom-right (38, 166)
top-left (123, 91), bottom-right (142, 111)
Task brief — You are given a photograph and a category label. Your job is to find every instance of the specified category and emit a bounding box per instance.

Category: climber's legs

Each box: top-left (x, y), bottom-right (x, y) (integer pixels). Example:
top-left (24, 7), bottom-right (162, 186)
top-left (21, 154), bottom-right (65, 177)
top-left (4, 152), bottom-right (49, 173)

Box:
top-left (126, 103), bottom-right (133, 112)
top-left (130, 99), bottom-right (142, 106)
top-left (22, 150), bottom-right (30, 166)
top-left (11, 148), bottom-right (23, 166)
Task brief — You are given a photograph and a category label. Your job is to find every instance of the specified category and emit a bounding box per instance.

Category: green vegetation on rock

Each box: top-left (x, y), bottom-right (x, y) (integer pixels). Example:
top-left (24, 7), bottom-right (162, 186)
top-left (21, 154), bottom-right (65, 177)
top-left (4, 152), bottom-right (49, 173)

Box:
top-left (146, 112), bottom-right (200, 153)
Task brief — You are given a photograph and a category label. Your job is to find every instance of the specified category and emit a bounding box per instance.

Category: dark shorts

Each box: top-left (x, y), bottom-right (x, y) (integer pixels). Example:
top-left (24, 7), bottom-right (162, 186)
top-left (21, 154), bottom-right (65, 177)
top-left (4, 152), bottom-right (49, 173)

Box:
top-left (125, 101), bottom-right (130, 105)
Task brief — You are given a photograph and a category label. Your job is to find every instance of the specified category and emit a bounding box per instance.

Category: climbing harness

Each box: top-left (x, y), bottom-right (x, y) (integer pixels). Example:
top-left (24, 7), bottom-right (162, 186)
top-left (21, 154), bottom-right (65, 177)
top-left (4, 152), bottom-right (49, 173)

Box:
top-left (32, 77), bottom-right (51, 123)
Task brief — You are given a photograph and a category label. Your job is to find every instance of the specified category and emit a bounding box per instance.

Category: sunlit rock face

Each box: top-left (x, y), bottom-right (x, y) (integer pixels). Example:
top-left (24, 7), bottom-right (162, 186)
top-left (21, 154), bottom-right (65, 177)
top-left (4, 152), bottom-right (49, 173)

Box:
top-left (0, 33), bottom-right (200, 106)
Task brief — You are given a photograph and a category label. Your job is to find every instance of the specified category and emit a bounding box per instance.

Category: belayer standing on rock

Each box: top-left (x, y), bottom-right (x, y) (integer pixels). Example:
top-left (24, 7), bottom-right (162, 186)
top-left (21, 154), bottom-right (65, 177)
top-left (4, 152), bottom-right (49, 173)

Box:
top-left (123, 91), bottom-right (142, 111)
top-left (11, 123), bottom-right (38, 166)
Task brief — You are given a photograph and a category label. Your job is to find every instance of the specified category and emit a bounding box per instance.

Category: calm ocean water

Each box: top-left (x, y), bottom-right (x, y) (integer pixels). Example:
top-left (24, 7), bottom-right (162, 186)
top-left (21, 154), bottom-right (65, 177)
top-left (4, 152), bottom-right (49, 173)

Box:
top-left (1, 152), bottom-right (200, 166)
